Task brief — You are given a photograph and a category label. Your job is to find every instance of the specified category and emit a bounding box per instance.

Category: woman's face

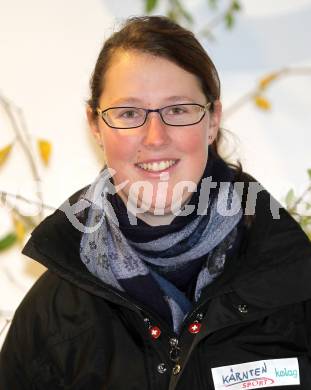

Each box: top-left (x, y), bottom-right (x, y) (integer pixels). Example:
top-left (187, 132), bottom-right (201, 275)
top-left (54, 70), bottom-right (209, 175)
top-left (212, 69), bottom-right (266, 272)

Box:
top-left (88, 50), bottom-right (221, 216)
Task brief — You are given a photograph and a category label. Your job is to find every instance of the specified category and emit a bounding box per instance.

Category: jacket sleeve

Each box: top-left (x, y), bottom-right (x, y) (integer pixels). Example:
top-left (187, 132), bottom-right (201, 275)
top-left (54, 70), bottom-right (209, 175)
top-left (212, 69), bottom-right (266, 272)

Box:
top-left (0, 311), bottom-right (34, 389)
top-left (0, 271), bottom-right (52, 389)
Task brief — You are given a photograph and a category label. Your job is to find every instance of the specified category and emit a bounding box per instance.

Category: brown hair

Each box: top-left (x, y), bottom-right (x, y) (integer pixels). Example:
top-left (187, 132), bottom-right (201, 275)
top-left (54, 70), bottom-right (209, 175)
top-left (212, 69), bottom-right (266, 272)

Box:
top-left (88, 15), bottom-right (224, 155)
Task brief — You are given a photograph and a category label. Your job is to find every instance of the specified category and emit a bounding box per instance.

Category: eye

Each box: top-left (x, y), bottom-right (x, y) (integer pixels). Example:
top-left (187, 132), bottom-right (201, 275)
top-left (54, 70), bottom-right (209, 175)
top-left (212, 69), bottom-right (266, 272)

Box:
top-left (167, 105), bottom-right (188, 115)
top-left (119, 109), bottom-right (140, 119)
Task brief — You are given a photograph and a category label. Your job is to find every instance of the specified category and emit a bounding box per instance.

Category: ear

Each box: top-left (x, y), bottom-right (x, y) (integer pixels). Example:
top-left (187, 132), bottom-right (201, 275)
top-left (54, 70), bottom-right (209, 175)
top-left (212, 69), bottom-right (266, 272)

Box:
top-left (207, 100), bottom-right (222, 145)
top-left (86, 105), bottom-right (102, 146)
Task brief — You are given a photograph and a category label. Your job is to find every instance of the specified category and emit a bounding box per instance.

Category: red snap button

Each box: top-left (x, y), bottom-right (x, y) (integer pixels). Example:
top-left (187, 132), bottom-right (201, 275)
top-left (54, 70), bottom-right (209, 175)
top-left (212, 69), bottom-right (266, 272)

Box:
top-left (150, 326), bottom-right (161, 339)
top-left (188, 322), bottom-right (201, 334)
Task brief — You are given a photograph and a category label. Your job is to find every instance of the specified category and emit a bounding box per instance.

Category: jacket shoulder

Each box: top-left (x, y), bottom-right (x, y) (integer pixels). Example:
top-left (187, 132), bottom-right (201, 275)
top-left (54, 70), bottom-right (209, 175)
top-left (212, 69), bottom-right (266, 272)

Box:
top-left (0, 270), bottom-right (115, 385)
top-left (10, 270), bottom-right (113, 343)
top-left (230, 172), bottom-right (311, 309)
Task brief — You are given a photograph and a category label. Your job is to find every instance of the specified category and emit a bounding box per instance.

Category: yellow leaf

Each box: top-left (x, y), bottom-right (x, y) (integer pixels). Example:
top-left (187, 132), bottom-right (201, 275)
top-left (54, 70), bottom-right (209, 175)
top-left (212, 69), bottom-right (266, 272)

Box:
top-left (0, 144), bottom-right (12, 166)
top-left (13, 217), bottom-right (26, 243)
top-left (38, 139), bottom-right (52, 165)
top-left (254, 96), bottom-right (271, 110)
top-left (259, 73), bottom-right (278, 90)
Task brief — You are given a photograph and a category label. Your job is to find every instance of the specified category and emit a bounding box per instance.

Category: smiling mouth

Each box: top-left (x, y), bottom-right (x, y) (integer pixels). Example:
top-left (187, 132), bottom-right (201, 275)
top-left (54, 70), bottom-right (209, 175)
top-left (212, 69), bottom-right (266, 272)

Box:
top-left (136, 159), bottom-right (178, 172)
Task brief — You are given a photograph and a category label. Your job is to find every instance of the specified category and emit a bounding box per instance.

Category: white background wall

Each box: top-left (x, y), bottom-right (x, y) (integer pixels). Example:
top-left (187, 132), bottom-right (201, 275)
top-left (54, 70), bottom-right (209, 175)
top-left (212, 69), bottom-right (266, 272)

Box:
top-left (1, 0), bottom-right (311, 346)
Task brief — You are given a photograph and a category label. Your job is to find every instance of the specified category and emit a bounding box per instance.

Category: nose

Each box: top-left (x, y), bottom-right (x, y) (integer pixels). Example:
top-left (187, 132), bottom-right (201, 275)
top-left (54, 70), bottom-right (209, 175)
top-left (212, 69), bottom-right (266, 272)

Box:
top-left (142, 112), bottom-right (170, 148)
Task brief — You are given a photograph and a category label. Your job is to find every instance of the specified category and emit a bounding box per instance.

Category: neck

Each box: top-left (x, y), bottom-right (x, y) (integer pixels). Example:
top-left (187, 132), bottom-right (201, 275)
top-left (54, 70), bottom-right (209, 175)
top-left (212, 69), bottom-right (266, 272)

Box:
top-left (136, 211), bottom-right (176, 226)
top-left (125, 194), bottom-right (194, 227)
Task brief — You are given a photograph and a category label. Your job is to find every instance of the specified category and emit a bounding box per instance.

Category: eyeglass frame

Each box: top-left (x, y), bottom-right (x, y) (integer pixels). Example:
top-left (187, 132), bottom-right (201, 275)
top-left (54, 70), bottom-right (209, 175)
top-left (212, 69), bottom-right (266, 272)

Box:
top-left (95, 102), bottom-right (213, 129)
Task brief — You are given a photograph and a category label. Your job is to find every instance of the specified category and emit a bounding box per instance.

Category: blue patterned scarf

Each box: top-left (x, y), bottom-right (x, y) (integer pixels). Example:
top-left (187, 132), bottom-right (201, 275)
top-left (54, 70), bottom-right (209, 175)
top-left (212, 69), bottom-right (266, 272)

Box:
top-left (79, 162), bottom-right (243, 333)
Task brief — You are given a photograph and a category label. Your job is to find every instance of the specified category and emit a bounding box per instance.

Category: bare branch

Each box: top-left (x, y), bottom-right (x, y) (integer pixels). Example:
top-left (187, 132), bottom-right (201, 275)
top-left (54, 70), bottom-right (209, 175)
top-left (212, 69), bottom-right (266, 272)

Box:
top-left (200, 0), bottom-right (240, 36)
top-left (0, 94), bottom-right (44, 223)
top-left (288, 184), bottom-right (311, 214)
top-left (0, 190), bottom-right (55, 212)
top-left (222, 67), bottom-right (311, 120)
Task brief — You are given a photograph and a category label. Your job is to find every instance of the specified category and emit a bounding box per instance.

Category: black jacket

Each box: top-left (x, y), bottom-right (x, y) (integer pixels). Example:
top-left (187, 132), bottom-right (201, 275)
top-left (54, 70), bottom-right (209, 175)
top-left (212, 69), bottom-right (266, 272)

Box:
top-left (1, 182), bottom-right (311, 390)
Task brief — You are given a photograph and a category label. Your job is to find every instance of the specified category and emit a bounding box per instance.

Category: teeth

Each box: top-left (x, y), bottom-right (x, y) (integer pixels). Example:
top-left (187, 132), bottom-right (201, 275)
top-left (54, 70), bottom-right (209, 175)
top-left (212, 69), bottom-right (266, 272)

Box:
top-left (138, 160), bottom-right (177, 172)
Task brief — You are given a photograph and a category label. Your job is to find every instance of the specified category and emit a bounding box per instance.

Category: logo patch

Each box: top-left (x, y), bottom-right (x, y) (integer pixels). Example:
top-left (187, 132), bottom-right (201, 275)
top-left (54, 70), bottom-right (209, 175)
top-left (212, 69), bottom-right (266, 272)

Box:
top-left (211, 358), bottom-right (300, 389)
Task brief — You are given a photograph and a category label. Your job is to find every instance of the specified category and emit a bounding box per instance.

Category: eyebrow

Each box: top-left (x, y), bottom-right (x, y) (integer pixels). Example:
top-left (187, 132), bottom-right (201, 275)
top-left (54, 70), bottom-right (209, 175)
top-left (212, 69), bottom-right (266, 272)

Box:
top-left (164, 96), bottom-right (197, 104)
top-left (107, 96), bottom-right (197, 106)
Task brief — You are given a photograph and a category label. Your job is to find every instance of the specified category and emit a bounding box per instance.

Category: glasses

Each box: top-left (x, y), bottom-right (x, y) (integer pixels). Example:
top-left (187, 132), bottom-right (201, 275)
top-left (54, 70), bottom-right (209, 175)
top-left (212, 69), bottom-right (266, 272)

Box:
top-left (96, 103), bottom-right (212, 129)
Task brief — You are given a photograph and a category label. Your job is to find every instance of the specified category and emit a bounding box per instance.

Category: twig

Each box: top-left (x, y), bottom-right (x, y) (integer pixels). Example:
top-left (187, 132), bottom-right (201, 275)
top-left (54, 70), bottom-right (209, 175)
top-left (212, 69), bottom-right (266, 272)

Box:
top-left (5, 202), bottom-right (37, 229)
top-left (222, 90), bottom-right (256, 120)
top-left (222, 67), bottom-right (311, 120)
top-left (288, 184), bottom-right (311, 213)
top-left (200, 0), bottom-right (239, 36)
top-left (0, 191), bottom-right (55, 229)
top-left (0, 94), bottom-right (43, 223)
top-left (17, 107), bottom-right (44, 220)
top-left (284, 67), bottom-right (311, 76)
top-left (0, 190), bottom-right (55, 211)
top-left (289, 211), bottom-right (311, 218)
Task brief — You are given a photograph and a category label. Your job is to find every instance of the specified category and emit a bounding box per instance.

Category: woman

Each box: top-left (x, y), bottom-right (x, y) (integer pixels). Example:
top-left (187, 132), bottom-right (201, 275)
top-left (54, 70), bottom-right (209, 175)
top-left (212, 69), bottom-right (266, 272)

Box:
top-left (1, 16), bottom-right (311, 390)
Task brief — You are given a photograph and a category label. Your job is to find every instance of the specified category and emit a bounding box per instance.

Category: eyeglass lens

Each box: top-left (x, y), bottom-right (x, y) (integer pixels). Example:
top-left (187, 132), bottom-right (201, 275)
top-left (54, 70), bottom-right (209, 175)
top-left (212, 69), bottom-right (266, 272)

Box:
top-left (102, 104), bottom-right (205, 128)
